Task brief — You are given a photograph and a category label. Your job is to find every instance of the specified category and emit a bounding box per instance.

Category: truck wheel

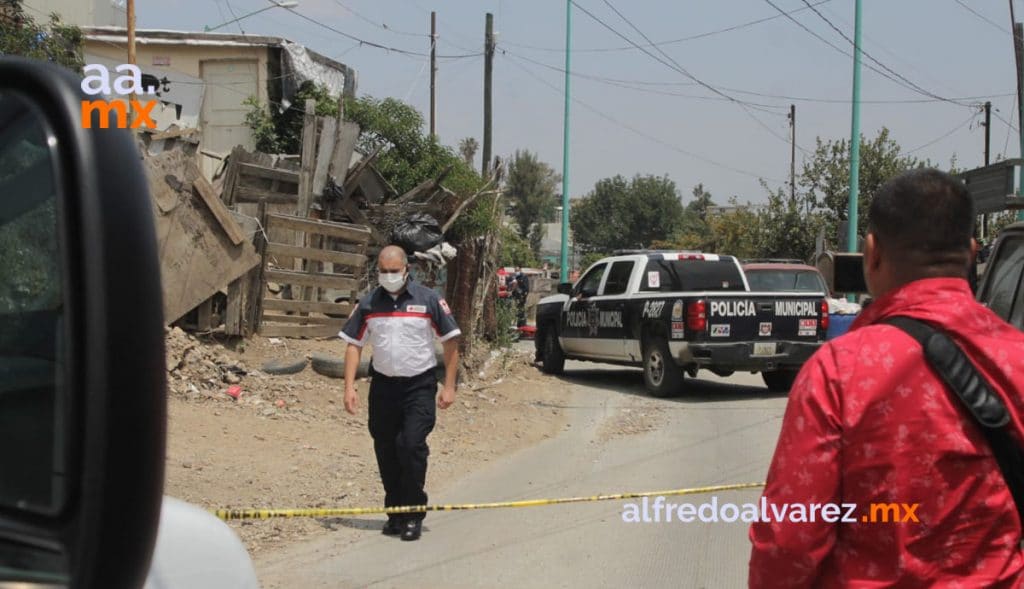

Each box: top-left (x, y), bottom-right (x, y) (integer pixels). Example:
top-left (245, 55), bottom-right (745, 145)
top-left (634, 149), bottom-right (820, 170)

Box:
top-left (540, 329), bottom-right (565, 375)
top-left (762, 369), bottom-right (798, 393)
top-left (642, 337), bottom-right (683, 398)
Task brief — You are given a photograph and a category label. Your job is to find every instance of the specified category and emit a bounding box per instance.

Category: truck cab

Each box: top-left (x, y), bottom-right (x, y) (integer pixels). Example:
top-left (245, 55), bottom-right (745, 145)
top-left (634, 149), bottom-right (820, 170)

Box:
top-left (977, 222), bottom-right (1024, 329)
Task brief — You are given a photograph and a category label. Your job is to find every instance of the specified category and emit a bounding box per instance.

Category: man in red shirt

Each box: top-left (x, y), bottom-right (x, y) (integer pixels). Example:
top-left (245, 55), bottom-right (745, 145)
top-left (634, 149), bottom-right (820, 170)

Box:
top-left (749, 168), bottom-right (1024, 587)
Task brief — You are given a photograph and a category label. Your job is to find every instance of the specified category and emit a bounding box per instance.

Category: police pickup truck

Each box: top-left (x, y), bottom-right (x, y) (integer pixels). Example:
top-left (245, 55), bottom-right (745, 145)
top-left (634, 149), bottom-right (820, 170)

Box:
top-left (534, 252), bottom-right (829, 396)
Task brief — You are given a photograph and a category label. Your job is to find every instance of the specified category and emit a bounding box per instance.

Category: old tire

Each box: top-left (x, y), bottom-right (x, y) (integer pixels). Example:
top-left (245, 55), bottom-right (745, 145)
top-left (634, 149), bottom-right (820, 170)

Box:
top-left (540, 329), bottom-right (565, 375)
top-left (310, 353), bottom-right (370, 379)
top-left (642, 337), bottom-right (683, 398)
top-left (762, 369), bottom-right (798, 393)
top-left (261, 357), bottom-right (308, 376)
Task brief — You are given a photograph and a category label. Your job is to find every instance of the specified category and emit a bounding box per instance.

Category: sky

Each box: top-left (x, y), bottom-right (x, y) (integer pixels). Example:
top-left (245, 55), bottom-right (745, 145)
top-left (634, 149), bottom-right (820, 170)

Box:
top-left (134, 0), bottom-right (1020, 206)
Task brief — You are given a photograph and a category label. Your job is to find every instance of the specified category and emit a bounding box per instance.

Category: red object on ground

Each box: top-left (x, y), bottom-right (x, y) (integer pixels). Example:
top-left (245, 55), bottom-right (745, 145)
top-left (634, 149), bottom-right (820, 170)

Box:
top-left (224, 385), bottom-right (242, 399)
top-left (518, 325), bottom-right (536, 339)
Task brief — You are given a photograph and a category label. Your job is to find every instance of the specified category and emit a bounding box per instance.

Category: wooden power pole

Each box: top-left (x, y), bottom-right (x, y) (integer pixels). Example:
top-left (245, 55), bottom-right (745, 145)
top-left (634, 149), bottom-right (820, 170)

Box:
top-left (430, 11), bottom-right (437, 137)
top-left (482, 12), bottom-right (494, 178)
top-left (789, 104), bottom-right (796, 201)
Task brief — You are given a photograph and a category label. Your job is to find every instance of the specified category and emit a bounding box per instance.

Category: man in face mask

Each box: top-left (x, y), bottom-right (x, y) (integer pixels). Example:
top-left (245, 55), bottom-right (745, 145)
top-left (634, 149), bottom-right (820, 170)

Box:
top-left (339, 245), bottom-right (461, 541)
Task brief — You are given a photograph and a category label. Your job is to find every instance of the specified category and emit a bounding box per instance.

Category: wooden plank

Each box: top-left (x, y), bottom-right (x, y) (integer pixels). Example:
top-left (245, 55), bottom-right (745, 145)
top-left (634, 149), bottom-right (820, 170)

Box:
top-left (259, 313), bottom-right (345, 325)
top-left (338, 197), bottom-right (385, 245)
top-left (266, 214), bottom-right (372, 244)
top-left (263, 298), bottom-right (353, 315)
top-left (313, 116), bottom-right (338, 197)
top-left (342, 145), bottom-right (384, 195)
top-left (235, 186), bottom-right (298, 204)
top-left (225, 278), bottom-right (243, 336)
top-left (258, 323), bottom-right (344, 338)
top-left (265, 269), bottom-right (359, 291)
top-left (266, 242), bottom-right (367, 269)
top-left (238, 162), bottom-right (299, 184)
top-left (221, 146), bottom-right (246, 206)
top-left (191, 166), bottom-right (246, 246)
top-left (248, 200), bottom-right (270, 334)
top-left (196, 298), bottom-right (214, 331)
top-left (330, 120), bottom-right (361, 180)
top-left (296, 98), bottom-right (318, 276)
top-left (394, 165), bottom-right (453, 204)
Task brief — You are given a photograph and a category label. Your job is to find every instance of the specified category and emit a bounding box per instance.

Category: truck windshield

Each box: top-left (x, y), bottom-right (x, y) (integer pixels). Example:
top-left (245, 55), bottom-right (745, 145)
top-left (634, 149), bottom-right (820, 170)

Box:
top-left (745, 270), bottom-right (827, 293)
top-left (640, 259), bottom-right (745, 292)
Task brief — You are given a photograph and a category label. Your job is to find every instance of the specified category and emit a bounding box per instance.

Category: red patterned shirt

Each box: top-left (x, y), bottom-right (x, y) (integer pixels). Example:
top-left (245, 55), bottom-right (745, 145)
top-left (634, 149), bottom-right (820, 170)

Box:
top-left (749, 278), bottom-right (1024, 588)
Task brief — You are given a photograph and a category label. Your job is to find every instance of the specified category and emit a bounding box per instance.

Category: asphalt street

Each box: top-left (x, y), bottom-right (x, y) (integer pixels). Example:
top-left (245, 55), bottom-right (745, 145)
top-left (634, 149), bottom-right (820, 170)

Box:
top-left (256, 355), bottom-right (790, 589)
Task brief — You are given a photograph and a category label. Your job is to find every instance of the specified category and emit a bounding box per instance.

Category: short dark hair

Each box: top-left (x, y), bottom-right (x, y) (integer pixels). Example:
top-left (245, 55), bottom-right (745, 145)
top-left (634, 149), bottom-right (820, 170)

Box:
top-left (867, 168), bottom-right (974, 271)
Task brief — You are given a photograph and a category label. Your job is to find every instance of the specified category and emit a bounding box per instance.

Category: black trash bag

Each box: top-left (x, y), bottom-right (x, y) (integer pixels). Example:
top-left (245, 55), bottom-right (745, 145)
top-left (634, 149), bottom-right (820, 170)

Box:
top-left (324, 176), bottom-right (344, 202)
top-left (390, 213), bottom-right (443, 255)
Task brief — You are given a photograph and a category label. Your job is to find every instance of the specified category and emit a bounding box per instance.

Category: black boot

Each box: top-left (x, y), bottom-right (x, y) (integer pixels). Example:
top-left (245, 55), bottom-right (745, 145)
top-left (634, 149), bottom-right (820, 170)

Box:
top-left (400, 519), bottom-right (422, 541)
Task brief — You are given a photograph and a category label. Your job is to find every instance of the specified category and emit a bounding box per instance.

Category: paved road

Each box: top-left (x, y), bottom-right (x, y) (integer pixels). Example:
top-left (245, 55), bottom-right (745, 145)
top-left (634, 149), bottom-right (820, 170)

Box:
top-left (256, 357), bottom-right (790, 589)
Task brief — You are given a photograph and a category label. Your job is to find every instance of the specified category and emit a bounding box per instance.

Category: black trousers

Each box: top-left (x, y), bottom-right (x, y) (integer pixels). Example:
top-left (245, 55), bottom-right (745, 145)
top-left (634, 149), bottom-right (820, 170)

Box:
top-left (367, 369), bottom-right (437, 522)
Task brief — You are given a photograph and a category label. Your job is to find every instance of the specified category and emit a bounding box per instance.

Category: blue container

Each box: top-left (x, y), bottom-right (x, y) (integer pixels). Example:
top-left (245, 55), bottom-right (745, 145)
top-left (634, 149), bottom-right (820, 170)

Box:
top-left (826, 313), bottom-right (857, 340)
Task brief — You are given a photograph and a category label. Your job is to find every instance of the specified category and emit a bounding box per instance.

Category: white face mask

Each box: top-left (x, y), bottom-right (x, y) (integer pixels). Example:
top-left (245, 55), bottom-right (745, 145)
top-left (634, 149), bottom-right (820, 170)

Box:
top-left (379, 271), bottom-right (406, 293)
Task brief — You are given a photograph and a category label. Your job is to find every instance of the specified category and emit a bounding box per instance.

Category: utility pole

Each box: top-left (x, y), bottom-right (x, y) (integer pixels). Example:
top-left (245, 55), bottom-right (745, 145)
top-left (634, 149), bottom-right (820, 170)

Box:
top-left (1014, 11), bottom-right (1024, 220)
top-left (127, 0), bottom-right (137, 125)
top-left (560, 0), bottom-right (572, 284)
top-left (983, 100), bottom-right (992, 238)
top-left (846, 0), bottom-right (863, 255)
top-left (789, 104), bottom-right (796, 201)
top-left (482, 12), bottom-right (494, 178)
top-left (429, 11), bottom-right (437, 138)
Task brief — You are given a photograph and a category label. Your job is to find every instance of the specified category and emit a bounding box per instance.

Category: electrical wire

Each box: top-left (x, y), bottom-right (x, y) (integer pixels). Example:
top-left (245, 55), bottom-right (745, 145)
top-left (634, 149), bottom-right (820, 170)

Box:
top-left (905, 112), bottom-right (978, 154)
top-left (952, 0), bottom-right (1009, 33)
top-left (501, 0), bottom-right (837, 54)
top-left (281, 6), bottom-right (483, 59)
top-left (503, 47), bottom-right (1014, 106)
top-left (589, 0), bottom-right (810, 154)
top-left (330, 0), bottom-right (428, 37)
top-left (502, 52), bottom-right (788, 184)
top-left (796, 0), bottom-right (974, 107)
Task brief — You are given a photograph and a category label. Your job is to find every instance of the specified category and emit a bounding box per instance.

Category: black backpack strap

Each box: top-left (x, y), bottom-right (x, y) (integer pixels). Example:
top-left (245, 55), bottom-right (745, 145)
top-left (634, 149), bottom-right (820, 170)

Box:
top-left (881, 315), bottom-right (1024, 528)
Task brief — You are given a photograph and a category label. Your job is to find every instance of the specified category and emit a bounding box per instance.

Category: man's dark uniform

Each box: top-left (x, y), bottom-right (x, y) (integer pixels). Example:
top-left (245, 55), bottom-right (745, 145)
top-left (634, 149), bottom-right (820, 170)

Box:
top-left (339, 281), bottom-right (460, 525)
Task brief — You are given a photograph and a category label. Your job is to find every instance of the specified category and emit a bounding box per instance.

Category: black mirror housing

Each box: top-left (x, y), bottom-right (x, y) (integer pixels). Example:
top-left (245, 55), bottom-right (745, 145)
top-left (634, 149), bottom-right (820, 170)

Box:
top-left (557, 282), bottom-right (573, 296)
top-left (0, 57), bottom-right (166, 588)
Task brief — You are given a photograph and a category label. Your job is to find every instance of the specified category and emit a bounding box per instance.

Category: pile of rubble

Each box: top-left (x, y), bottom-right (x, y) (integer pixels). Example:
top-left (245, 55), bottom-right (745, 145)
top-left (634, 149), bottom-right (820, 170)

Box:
top-left (163, 327), bottom-right (322, 421)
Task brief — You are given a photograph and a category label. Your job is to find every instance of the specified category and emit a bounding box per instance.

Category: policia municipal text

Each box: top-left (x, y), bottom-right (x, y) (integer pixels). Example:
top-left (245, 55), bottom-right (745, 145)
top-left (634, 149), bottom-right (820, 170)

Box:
top-left (340, 245), bottom-right (461, 541)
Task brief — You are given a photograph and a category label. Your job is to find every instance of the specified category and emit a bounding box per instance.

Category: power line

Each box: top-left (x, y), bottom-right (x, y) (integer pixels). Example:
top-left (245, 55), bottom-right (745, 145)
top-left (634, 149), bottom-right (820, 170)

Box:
top-left (282, 6), bottom-right (483, 59)
top-left (330, 0), bottom-right (428, 37)
top-left (501, 0), bottom-right (837, 54)
top-left (795, 0), bottom-right (974, 107)
top-left (761, 0), bottom-right (975, 107)
top-left (905, 112), bottom-right (978, 154)
top-left (503, 47), bottom-right (1014, 106)
top-left (588, 0), bottom-right (810, 153)
top-left (952, 0), bottom-right (1009, 32)
top-left (502, 52), bottom-right (787, 184)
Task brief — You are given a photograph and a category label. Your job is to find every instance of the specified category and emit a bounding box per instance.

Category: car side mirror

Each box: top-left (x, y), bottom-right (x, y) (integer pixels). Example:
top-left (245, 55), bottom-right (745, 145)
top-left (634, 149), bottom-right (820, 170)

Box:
top-left (557, 282), bottom-right (573, 296)
top-left (0, 57), bottom-right (166, 588)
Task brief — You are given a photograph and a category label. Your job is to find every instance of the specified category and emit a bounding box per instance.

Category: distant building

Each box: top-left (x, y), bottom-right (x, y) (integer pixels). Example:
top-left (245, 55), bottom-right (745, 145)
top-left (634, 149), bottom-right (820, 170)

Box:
top-left (81, 27), bottom-right (356, 178)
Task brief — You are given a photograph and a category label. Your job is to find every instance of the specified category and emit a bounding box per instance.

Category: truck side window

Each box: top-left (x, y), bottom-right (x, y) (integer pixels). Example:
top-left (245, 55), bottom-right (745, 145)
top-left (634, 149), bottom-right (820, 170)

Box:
top-left (602, 261), bottom-right (634, 296)
top-left (983, 236), bottom-right (1024, 322)
top-left (575, 264), bottom-right (607, 297)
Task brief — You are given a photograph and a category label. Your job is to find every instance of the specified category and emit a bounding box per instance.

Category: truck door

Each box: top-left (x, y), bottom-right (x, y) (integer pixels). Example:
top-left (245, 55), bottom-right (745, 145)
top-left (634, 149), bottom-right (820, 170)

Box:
top-left (979, 233), bottom-right (1024, 329)
top-left (596, 260), bottom-right (635, 360)
top-left (561, 263), bottom-right (607, 355)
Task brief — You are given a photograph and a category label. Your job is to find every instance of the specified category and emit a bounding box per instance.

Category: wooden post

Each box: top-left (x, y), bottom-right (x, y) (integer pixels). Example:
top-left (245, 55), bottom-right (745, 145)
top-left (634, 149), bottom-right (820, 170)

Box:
top-left (247, 199), bottom-right (270, 334)
top-left (225, 278), bottom-right (243, 336)
top-left (297, 99), bottom-right (318, 307)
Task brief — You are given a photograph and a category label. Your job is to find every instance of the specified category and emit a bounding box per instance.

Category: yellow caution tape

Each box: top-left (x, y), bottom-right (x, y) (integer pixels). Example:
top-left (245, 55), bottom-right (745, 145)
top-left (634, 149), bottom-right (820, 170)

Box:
top-left (213, 481), bottom-right (766, 521)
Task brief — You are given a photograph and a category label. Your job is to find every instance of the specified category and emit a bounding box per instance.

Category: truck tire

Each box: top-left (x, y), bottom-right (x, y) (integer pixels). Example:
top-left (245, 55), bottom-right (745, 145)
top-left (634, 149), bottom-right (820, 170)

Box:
top-left (310, 353), bottom-right (370, 379)
top-left (261, 357), bottom-right (308, 376)
top-left (540, 329), bottom-right (565, 375)
top-left (762, 369), bottom-right (798, 393)
top-left (642, 337), bottom-right (683, 398)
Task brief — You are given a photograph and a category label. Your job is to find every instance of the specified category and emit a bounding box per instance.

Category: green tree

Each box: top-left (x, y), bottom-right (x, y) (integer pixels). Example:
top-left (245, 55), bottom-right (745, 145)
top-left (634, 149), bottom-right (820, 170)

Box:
top-left (705, 198), bottom-right (765, 259)
top-left (459, 137), bottom-right (479, 167)
top-left (800, 127), bottom-right (927, 249)
top-left (245, 81), bottom-right (339, 154)
top-left (498, 226), bottom-right (539, 268)
top-left (504, 150), bottom-right (559, 255)
top-left (570, 174), bottom-right (684, 253)
top-left (0, 0), bottom-right (83, 72)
